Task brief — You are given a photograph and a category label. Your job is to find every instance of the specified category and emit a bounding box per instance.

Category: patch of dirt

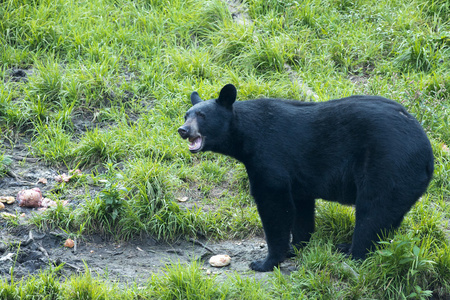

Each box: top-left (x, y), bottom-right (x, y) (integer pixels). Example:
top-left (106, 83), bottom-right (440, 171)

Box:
top-left (6, 68), bottom-right (33, 83)
top-left (0, 139), bottom-right (295, 285)
top-left (0, 228), bottom-right (295, 284)
top-left (349, 74), bottom-right (370, 89)
top-left (0, 140), bottom-right (60, 199)
top-left (284, 64), bottom-right (319, 101)
top-left (223, 0), bottom-right (253, 26)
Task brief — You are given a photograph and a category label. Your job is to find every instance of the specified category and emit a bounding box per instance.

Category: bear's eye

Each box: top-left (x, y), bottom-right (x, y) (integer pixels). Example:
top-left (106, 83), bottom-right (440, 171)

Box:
top-left (196, 111), bottom-right (205, 118)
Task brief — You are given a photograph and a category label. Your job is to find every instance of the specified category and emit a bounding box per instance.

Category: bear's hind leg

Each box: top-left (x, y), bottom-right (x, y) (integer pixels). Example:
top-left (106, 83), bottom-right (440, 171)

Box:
top-left (350, 195), bottom-right (414, 260)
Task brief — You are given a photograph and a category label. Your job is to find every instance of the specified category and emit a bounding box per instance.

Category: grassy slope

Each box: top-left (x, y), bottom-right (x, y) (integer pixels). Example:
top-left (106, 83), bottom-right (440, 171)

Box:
top-left (1, 0), bottom-right (450, 298)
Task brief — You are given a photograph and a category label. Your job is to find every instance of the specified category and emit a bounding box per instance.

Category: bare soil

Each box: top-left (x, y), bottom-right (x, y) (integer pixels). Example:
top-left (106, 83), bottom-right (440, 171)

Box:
top-left (0, 139), bottom-right (295, 285)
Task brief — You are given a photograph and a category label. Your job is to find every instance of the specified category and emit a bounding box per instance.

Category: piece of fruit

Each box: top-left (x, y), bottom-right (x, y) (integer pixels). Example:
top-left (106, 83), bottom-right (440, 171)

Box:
top-left (209, 254), bottom-right (231, 267)
top-left (64, 238), bottom-right (75, 248)
top-left (0, 196), bottom-right (15, 204)
top-left (17, 188), bottom-right (42, 208)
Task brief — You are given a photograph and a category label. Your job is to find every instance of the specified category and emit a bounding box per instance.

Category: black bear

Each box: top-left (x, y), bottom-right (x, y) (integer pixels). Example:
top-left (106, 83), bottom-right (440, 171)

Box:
top-left (178, 84), bottom-right (434, 272)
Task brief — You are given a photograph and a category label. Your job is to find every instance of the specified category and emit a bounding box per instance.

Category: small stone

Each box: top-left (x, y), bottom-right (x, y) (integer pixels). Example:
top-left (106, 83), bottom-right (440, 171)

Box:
top-left (0, 253), bottom-right (14, 262)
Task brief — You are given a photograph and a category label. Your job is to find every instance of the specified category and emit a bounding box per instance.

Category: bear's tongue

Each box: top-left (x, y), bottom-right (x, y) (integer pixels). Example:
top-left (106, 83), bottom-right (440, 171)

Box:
top-left (189, 137), bottom-right (202, 151)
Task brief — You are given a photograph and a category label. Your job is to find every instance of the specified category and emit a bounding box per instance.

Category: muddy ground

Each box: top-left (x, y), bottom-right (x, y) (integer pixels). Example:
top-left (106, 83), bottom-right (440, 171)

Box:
top-left (0, 139), bottom-right (296, 285)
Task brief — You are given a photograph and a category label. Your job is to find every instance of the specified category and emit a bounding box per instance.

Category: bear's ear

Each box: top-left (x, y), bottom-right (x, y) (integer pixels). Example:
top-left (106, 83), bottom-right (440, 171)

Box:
top-left (217, 84), bottom-right (237, 109)
top-left (191, 91), bottom-right (202, 106)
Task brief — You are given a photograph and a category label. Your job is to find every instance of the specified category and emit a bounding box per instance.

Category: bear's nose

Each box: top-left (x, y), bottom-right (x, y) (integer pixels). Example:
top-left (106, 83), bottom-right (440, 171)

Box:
top-left (178, 126), bottom-right (189, 139)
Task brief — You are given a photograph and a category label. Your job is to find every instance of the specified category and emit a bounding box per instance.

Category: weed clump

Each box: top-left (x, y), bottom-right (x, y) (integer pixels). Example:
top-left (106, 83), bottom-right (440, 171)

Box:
top-left (0, 154), bottom-right (12, 178)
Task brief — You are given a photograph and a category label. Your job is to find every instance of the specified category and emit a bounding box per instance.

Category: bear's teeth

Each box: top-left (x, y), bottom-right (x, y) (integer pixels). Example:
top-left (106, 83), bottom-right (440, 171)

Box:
top-left (189, 137), bottom-right (202, 150)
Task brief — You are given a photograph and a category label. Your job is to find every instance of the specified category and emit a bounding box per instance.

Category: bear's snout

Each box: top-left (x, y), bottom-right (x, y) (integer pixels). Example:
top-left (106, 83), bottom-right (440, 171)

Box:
top-left (178, 126), bottom-right (190, 139)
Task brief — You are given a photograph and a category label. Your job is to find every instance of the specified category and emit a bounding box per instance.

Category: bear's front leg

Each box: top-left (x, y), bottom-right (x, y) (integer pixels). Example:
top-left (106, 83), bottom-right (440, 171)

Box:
top-left (250, 185), bottom-right (294, 272)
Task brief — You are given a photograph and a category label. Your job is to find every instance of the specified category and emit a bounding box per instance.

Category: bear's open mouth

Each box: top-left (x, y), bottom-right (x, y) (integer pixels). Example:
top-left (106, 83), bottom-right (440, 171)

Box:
top-left (188, 136), bottom-right (204, 153)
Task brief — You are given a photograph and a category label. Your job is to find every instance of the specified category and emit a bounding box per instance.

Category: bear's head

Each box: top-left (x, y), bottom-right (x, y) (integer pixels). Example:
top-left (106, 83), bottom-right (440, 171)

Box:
top-left (178, 84), bottom-right (237, 153)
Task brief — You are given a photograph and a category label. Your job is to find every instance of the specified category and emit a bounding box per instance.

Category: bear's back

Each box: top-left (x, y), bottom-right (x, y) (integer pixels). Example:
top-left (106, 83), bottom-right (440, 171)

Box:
top-left (232, 95), bottom-right (433, 190)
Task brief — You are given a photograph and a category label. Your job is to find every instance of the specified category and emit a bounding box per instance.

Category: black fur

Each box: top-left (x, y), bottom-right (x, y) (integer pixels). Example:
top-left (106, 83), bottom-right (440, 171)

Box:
top-left (178, 84), bottom-right (434, 272)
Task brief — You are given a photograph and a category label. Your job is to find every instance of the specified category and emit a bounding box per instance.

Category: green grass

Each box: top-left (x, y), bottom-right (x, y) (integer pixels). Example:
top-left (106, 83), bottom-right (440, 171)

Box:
top-left (1, 0), bottom-right (450, 298)
top-left (0, 153), bottom-right (12, 177)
